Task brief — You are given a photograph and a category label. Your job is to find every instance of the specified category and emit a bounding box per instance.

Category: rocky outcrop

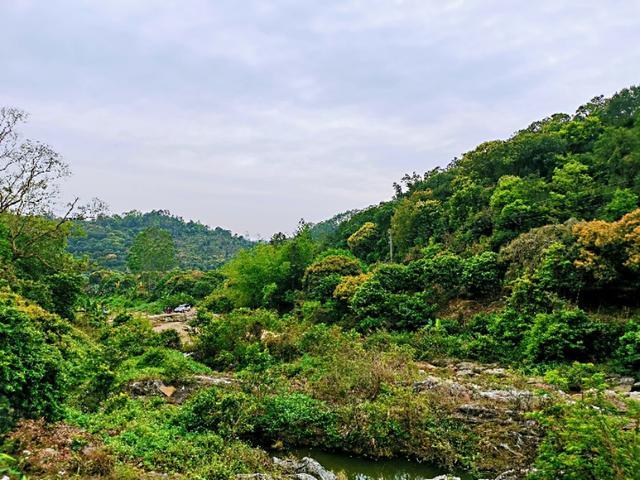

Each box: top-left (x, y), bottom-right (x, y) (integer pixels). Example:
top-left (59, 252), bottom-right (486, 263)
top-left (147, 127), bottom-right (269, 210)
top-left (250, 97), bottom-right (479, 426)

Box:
top-left (238, 456), bottom-right (336, 480)
top-left (126, 374), bottom-right (236, 403)
top-left (273, 457), bottom-right (336, 480)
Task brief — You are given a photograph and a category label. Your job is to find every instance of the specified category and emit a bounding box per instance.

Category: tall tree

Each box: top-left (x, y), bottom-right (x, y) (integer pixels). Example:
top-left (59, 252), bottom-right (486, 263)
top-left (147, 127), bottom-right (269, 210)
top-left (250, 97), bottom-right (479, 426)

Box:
top-left (127, 227), bottom-right (177, 272)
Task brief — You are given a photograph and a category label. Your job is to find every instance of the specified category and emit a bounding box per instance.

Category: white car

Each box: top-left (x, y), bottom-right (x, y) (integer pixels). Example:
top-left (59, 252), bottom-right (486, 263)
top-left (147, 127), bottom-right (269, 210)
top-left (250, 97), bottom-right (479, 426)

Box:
top-left (173, 304), bottom-right (192, 313)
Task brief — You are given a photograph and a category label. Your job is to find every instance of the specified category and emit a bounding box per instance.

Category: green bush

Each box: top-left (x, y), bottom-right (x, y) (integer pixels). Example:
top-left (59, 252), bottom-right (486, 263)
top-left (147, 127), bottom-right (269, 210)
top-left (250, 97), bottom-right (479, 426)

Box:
top-left (254, 393), bottom-right (336, 446)
top-left (177, 387), bottom-right (256, 437)
top-left (115, 347), bottom-right (211, 386)
top-left (461, 251), bottom-right (502, 298)
top-left (0, 304), bottom-right (65, 431)
top-left (615, 318), bottom-right (640, 372)
top-left (523, 309), bottom-right (610, 363)
top-left (351, 278), bottom-right (436, 331)
top-left (196, 309), bottom-right (280, 370)
top-left (530, 393), bottom-right (640, 480)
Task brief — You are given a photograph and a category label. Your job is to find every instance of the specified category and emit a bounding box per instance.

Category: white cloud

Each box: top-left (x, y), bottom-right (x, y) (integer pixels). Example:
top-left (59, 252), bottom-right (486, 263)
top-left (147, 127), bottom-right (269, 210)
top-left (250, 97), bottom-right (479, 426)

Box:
top-left (0, 0), bottom-right (638, 235)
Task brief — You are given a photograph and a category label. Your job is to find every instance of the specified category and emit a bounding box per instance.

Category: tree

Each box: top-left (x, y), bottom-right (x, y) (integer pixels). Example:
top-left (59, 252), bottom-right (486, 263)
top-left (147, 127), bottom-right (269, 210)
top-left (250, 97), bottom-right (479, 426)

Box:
top-left (127, 227), bottom-right (177, 272)
top-left (550, 159), bottom-right (596, 219)
top-left (347, 222), bottom-right (377, 258)
top-left (0, 108), bottom-right (71, 216)
top-left (390, 191), bottom-right (444, 259)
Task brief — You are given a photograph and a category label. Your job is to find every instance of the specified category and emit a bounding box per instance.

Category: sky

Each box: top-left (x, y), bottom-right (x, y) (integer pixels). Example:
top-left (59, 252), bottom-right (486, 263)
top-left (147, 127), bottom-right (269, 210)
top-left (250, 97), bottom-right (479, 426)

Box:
top-left (1, 1), bottom-right (639, 238)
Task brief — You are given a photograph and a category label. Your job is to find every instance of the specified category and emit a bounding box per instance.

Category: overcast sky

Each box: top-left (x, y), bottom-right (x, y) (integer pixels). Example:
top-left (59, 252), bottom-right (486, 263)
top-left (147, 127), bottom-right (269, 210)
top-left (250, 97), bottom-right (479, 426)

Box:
top-left (1, 0), bottom-right (638, 237)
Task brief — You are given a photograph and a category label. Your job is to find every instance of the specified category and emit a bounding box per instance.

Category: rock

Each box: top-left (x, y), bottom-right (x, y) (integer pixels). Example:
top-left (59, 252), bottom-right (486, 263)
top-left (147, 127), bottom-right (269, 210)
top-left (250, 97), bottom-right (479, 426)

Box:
top-left (425, 476), bottom-right (461, 480)
top-left (127, 380), bottom-right (167, 397)
top-left (413, 376), bottom-right (471, 399)
top-left (627, 391), bottom-right (640, 401)
top-left (477, 389), bottom-right (535, 406)
top-left (291, 475), bottom-right (318, 480)
top-left (484, 367), bottom-right (507, 377)
top-left (632, 381), bottom-right (640, 392)
top-left (192, 374), bottom-right (236, 386)
top-left (236, 475), bottom-right (273, 480)
top-left (413, 376), bottom-right (443, 391)
top-left (273, 457), bottom-right (336, 480)
top-left (457, 403), bottom-right (497, 419)
top-left (456, 369), bottom-right (476, 377)
top-left (158, 385), bottom-right (176, 397)
top-left (493, 468), bottom-right (535, 480)
top-left (619, 376), bottom-right (635, 386)
top-left (456, 361), bottom-right (481, 372)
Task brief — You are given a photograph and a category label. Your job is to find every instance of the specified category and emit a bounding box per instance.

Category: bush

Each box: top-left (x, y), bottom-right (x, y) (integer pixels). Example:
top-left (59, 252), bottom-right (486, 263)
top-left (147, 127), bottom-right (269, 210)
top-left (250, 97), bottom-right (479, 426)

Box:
top-left (523, 309), bottom-right (610, 363)
top-left (115, 347), bottom-right (211, 386)
top-left (0, 302), bottom-right (68, 431)
top-left (196, 309), bottom-right (280, 370)
top-left (461, 251), bottom-right (502, 298)
top-left (254, 393), bottom-right (336, 446)
top-left (303, 254), bottom-right (362, 301)
top-left (615, 318), bottom-right (640, 372)
top-left (409, 251), bottom-right (464, 295)
top-left (543, 362), bottom-right (602, 392)
top-left (530, 392), bottom-right (640, 480)
top-left (351, 278), bottom-right (436, 331)
top-left (178, 387), bottom-right (256, 437)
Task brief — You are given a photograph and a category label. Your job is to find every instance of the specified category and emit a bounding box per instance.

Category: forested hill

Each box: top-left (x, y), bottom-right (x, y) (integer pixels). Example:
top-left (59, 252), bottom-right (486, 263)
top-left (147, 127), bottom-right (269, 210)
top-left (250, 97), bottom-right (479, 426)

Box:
top-left (318, 86), bottom-right (640, 272)
top-left (68, 210), bottom-right (254, 270)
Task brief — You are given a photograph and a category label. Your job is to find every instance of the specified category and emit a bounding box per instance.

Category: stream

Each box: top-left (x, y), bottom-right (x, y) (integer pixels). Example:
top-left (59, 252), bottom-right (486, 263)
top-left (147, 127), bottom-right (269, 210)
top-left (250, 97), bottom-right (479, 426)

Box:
top-left (290, 449), bottom-right (471, 480)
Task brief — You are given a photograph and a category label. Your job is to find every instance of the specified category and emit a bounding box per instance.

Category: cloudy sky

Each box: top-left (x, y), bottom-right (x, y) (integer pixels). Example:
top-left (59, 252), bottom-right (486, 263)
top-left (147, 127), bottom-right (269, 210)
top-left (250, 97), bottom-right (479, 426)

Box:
top-left (1, 1), bottom-right (638, 237)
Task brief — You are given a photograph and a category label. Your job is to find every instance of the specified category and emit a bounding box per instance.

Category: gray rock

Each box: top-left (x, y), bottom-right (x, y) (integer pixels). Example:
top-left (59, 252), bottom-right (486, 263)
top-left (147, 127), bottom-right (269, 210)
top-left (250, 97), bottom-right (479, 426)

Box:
top-left (236, 475), bottom-right (273, 480)
top-left (619, 376), bottom-right (635, 386)
top-left (425, 476), bottom-right (461, 480)
top-left (290, 475), bottom-right (318, 480)
top-left (273, 457), bottom-right (336, 480)
top-left (457, 403), bottom-right (497, 419)
top-left (478, 389), bottom-right (533, 404)
top-left (632, 381), bottom-right (640, 392)
top-left (493, 468), bottom-right (535, 480)
top-left (413, 376), bottom-right (471, 397)
top-left (484, 368), bottom-right (507, 377)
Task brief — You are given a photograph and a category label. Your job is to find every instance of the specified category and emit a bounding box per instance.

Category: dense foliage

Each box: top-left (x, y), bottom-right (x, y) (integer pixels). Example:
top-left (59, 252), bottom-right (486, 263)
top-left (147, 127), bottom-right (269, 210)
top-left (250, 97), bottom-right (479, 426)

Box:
top-left (68, 210), bottom-right (253, 271)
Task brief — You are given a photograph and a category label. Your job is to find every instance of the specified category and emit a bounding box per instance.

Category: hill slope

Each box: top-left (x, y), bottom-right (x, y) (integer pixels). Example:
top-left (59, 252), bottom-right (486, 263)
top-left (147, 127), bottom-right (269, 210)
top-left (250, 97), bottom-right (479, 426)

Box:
top-left (68, 210), bottom-right (253, 270)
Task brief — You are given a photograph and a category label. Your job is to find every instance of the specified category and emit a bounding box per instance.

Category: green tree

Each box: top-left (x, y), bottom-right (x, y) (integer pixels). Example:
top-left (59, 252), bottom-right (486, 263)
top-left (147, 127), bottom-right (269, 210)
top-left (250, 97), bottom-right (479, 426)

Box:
top-left (127, 227), bottom-right (177, 272)
top-left (390, 191), bottom-right (444, 259)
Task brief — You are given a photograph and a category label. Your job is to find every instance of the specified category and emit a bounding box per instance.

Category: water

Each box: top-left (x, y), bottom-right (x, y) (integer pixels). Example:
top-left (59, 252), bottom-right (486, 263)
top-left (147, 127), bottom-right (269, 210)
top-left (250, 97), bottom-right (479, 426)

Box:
top-left (290, 448), bottom-right (471, 480)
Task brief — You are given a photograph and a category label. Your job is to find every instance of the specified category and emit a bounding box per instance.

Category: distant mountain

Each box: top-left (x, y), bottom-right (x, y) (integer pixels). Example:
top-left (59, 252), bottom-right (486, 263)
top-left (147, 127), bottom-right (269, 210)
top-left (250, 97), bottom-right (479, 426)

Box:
top-left (68, 210), bottom-right (254, 271)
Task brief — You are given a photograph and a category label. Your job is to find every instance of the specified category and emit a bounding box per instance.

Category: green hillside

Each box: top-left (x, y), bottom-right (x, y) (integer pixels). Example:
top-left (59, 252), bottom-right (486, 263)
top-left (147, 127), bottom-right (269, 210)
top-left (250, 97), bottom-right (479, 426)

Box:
top-left (68, 209), bottom-right (254, 271)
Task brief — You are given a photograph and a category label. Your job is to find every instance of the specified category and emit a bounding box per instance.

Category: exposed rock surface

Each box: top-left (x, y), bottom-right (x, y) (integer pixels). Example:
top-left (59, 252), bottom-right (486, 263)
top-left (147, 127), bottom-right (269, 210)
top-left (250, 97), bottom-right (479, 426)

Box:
top-left (239, 457), bottom-right (337, 480)
top-left (126, 374), bottom-right (236, 403)
top-left (273, 457), bottom-right (336, 480)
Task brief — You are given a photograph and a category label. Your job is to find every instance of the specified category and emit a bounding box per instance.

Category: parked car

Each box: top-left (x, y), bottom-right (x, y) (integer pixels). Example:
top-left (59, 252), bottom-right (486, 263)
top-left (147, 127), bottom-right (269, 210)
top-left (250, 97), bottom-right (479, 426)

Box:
top-left (173, 304), bottom-right (192, 313)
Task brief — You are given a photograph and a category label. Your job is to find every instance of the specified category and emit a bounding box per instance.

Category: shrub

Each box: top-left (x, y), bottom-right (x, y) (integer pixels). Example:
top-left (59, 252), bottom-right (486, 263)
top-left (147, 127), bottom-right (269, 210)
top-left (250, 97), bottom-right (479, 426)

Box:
top-left (543, 362), bottom-right (602, 392)
top-left (615, 318), bottom-right (640, 372)
top-left (115, 347), bottom-right (211, 386)
top-left (351, 278), bottom-right (436, 331)
top-left (0, 303), bottom-right (67, 431)
top-left (303, 254), bottom-right (362, 301)
top-left (529, 393), bottom-right (640, 480)
top-left (461, 251), bottom-right (502, 298)
top-left (523, 309), bottom-right (610, 363)
top-left (254, 393), bottom-right (336, 446)
top-left (178, 387), bottom-right (256, 437)
top-left (196, 309), bottom-right (280, 370)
